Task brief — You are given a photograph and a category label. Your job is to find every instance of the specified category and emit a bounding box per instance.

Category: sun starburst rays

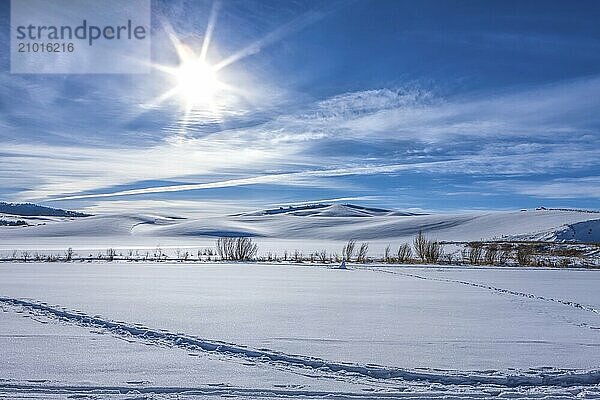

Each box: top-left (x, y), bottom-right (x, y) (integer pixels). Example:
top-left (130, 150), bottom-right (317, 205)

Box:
top-left (142, 1), bottom-right (330, 139)
top-left (154, 47), bottom-right (224, 110)
top-left (151, 1), bottom-right (229, 121)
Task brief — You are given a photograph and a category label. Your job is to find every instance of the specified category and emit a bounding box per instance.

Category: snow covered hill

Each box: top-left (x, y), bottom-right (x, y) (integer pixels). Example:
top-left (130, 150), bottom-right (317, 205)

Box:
top-left (240, 203), bottom-right (423, 217)
top-left (511, 218), bottom-right (600, 243)
top-left (0, 203), bottom-right (598, 249)
top-left (144, 205), bottom-right (600, 243)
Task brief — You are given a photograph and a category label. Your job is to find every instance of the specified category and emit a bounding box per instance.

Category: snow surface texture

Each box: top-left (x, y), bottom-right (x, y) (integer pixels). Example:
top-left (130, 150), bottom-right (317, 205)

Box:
top-left (0, 205), bottom-right (598, 254)
top-left (1, 262), bottom-right (600, 398)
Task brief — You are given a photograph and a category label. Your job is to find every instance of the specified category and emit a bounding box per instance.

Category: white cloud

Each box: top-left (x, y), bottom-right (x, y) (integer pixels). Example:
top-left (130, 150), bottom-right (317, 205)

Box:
top-left (1, 76), bottom-right (599, 206)
top-left (488, 177), bottom-right (600, 199)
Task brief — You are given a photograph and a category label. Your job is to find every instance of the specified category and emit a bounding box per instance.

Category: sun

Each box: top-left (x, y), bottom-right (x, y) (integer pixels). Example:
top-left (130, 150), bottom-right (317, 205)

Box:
top-left (150, 4), bottom-right (252, 121)
top-left (172, 58), bottom-right (222, 107)
top-left (152, 38), bottom-right (230, 113)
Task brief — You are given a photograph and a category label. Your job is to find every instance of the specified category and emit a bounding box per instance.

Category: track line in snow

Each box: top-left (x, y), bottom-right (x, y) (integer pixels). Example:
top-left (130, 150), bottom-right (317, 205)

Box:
top-left (1, 381), bottom-right (598, 400)
top-left (0, 382), bottom-right (409, 400)
top-left (360, 267), bottom-right (600, 318)
top-left (2, 296), bottom-right (600, 388)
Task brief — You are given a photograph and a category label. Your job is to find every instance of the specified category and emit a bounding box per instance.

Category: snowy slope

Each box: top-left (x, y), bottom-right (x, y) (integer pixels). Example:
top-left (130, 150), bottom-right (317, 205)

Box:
top-left (0, 214), bottom-right (179, 237)
top-left (0, 204), bottom-right (598, 248)
top-left (537, 219), bottom-right (600, 242)
top-left (143, 206), bottom-right (600, 242)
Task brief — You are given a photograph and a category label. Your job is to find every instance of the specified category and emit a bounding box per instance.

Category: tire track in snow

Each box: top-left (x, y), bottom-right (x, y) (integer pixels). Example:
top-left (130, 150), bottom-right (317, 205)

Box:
top-left (2, 296), bottom-right (600, 388)
top-left (361, 267), bottom-right (600, 318)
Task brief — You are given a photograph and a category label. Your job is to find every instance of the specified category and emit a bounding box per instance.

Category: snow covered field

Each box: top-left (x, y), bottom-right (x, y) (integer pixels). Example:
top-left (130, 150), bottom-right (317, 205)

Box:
top-left (1, 262), bottom-right (600, 398)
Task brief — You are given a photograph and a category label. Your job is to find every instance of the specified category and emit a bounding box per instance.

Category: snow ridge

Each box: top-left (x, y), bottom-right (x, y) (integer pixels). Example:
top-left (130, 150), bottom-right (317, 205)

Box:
top-left (2, 296), bottom-right (600, 388)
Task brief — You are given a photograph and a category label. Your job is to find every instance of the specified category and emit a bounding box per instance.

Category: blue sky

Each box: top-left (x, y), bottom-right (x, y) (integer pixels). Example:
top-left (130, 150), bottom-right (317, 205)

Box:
top-left (1, 0), bottom-right (599, 214)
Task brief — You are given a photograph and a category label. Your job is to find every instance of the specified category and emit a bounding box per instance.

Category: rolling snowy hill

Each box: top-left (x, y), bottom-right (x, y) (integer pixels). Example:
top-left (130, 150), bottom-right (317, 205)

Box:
top-left (0, 203), bottom-right (598, 250)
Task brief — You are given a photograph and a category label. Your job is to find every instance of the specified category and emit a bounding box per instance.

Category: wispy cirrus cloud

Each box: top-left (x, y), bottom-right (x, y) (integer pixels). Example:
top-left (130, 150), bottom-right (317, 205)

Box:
top-left (487, 177), bottom-right (600, 199)
top-left (1, 74), bottom-right (599, 211)
top-left (46, 159), bottom-right (456, 201)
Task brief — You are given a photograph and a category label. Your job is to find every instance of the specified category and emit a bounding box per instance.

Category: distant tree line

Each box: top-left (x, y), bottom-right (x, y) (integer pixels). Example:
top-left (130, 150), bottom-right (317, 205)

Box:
top-left (1, 233), bottom-right (595, 268)
top-left (0, 219), bottom-right (27, 226)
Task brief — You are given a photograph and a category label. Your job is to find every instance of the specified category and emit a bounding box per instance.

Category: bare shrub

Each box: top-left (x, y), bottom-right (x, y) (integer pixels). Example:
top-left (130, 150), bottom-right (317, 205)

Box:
top-left (65, 247), bottom-right (74, 262)
top-left (293, 250), bottom-right (303, 262)
top-left (483, 244), bottom-right (498, 265)
top-left (516, 244), bottom-right (536, 266)
top-left (442, 253), bottom-right (454, 264)
top-left (383, 245), bottom-right (391, 263)
top-left (551, 248), bottom-right (585, 257)
top-left (413, 231), bottom-right (428, 262)
top-left (342, 239), bottom-right (356, 261)
top-left (396, 243), bottom-right (412, 263)
top-left (496, 243), bottom-right (514, 266)
top-left (154, 246), bottom-right (163, 260)
top-left (106, 248), bottom-right (116, 262)
top-left (414, 232), bottom-right (442, 264)
top-left (356, 242), bottom-right (369, 263)
top-left (216, 237), bottom-right (258, 261)
top-left (318, 250), bottom-right (328, 263)
top-left (560, 258), bottom-right (572, 268)
top-left (216, 237), bottom-right (233, 260)
top-left (21, 251), bottom-right (30, 262)
top-left (332, 252), bottom-right (340, 263)
top-left (497, 249), bottom-right (510, 265)
top-left (465, 242), bottom-right (484, 265)
top-left (424, 240), bottom-right (442, 264)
